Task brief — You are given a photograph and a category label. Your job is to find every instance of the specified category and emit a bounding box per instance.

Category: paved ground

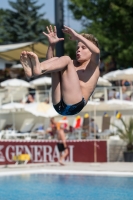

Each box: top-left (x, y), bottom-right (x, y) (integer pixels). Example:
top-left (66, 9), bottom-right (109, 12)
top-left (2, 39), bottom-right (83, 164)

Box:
top-left (0, 162), bottom-right (133, 176)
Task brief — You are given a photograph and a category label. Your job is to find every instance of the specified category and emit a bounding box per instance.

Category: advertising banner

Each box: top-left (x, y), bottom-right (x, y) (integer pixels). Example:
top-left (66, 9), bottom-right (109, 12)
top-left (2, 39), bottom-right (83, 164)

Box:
top-left (0, 140), bottom-right (107, 165)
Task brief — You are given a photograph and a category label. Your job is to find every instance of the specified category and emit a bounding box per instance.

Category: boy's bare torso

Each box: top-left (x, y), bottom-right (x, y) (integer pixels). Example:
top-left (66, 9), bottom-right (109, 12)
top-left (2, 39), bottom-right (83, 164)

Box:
top-left (57, 130), bottom-right (66, 142)
top-left (62, 59), bottom-right (100, 102)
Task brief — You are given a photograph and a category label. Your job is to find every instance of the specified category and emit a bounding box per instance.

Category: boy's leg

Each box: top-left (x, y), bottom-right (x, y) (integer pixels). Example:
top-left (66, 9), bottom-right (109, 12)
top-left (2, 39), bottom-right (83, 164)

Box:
top-left (51, 72), bottom-right (61, 105)
top-left (27, 51), bottom-right (70, 75)
top-left (27, 52), bottom-right (83, 105)
top-left (40, 57), bottom-right (59, 65)
top-left (21, 51), bottom-right (61, 104)
top-left (59, 149), bottom-right (69, 165)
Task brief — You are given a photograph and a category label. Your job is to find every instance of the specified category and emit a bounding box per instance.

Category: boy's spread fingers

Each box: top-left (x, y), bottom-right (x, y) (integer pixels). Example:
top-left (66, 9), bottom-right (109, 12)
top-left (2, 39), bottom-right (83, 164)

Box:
top-left (42, 32), bottom-right (48, 36)
top-left (50, 25), bottom-right (53, 32)
top-left (46, 26), bottom-right (50, 33)
top-left (64, 25), bottom-right (71, 30)
top-left (54, 26), bottom-right (57, 33)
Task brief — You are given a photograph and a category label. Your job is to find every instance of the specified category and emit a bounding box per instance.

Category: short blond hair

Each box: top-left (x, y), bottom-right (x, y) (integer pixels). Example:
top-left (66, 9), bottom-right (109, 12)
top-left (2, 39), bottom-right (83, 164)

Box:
top-left (81, 33), bottom-right (99, 48)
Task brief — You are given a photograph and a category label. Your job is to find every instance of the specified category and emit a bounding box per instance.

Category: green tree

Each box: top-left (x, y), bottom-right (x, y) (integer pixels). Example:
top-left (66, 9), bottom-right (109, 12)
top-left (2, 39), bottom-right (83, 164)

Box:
top-left (0, 9), bottom-right (8, 43)
top-left (0, 0), bottom-right (51, 44)
top-left (64, 34), bottom-right (77, 59)
top-left (0, 9), bottom-right (6, 23)
top-left (69, 0), bottom-right (133, 68)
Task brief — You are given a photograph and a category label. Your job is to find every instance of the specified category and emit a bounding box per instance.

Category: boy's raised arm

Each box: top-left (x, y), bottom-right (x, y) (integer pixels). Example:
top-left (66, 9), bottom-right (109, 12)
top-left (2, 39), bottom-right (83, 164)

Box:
top-left (43, 25), bottom-right (64, 59)
top-left (62, 25), bottom-right (100, 64)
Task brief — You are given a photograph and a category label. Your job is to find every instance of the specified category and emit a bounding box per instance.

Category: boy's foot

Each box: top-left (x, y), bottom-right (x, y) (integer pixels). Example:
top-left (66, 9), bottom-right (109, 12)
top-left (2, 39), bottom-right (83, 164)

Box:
top-left (59, 160), bottom-right (65, 166)
top-left (27, 52), bottom-right (42, 76)
top-left (20, 51), bottom-right (32, 78)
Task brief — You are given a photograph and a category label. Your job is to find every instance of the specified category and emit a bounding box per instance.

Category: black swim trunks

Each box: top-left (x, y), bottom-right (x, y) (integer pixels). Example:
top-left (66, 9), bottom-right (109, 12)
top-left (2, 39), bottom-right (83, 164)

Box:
top-left (53, 98), bottom-right (86, 116)
top-left (57, 143), bottom-right (67, 152)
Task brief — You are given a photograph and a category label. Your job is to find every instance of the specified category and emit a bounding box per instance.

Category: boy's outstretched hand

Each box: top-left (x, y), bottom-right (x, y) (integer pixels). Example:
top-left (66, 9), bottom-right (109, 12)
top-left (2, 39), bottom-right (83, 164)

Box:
top-left (62, 25), bottom-right (78, 40)
top-left (43, 25), bottom-right (64, 45)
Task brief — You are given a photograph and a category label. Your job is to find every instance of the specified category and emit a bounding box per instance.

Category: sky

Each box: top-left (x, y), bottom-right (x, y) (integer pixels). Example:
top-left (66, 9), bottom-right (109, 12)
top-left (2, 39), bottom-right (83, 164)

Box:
top-left (0, 0), bottom-right (82, 32)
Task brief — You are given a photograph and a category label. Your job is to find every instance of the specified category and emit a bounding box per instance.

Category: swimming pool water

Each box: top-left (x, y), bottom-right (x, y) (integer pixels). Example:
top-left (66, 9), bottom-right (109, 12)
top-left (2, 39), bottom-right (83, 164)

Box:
top-left (0, 174), bottom-right (133, 200)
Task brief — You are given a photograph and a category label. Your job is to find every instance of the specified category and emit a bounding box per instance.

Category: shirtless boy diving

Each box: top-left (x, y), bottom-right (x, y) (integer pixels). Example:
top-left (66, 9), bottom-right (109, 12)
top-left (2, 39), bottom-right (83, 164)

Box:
top-left (20, 25), bottom-right (100, 116)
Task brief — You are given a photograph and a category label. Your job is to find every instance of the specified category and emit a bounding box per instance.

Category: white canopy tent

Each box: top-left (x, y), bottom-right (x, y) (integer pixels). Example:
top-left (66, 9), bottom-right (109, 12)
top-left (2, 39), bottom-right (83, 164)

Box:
top-left (0, 42), bottom-right (35, 52)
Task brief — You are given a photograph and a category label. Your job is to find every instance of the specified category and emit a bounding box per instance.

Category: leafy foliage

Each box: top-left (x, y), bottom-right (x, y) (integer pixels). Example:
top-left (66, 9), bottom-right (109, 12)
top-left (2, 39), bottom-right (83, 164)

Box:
top-left (64, 34), bottom-right (77, 59)
top-left (112, 117), bottom-right (133, 151)
top-left (69, 0), bottom-right (133, 68)
top-left (0, 9), bottom-right (8, 43)
top-left (0, 0), bottom-right (51, 44)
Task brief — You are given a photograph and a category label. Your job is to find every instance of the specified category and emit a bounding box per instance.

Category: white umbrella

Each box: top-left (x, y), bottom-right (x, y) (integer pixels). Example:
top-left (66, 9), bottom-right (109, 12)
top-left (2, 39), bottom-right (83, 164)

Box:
top-left (24, 102), bottom-right (58, 117)
top-left (97, 99), bottom-right (133, 110)
top-left (83, 99), bottom-right (133, 112)
top-left (30, 77), bottom-right (51, 87)
top-left (30, 77), bottom-right (52, 102)
top-left (82, 101), bottom-right (99, 112)
top-left (2, 102), bottom-right (25, 110)
top-left (0, 78), bottom-right (31, 88)
top-left (11, 64), bottom-right (23, 69)
top-left (1, 103), bottom-right (25, 130)
top-left (1, 79), bottom-right (34, 104)
top-left (97, 77), bottom-right (112, 86)
top-left (115, 68), bottom-right (133, 81)
top-left (103, 70), bottom-right (122, 81)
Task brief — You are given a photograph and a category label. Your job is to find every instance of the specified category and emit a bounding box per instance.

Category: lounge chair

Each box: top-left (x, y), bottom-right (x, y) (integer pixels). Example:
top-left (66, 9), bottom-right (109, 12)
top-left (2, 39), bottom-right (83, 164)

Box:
top-left (30, 123), bottom-right (46, 139)
top-left (98, 115), bottom-right (111, 138)
top-left (82, 113), bottom-right (90, 139)
top-left (4, 118), bottom-right (34, 139)
top-left (102, 116), bottom-right (111, 132)
top-left (19, 118), bottom-right (34, 133)
top-left (31, 123), bottom-right (45, 132)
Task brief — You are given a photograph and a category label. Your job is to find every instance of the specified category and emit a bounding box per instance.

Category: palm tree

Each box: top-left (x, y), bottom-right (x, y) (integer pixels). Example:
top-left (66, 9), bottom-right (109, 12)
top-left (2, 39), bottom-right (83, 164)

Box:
top-left (112, 117), bottom-right (133, 151)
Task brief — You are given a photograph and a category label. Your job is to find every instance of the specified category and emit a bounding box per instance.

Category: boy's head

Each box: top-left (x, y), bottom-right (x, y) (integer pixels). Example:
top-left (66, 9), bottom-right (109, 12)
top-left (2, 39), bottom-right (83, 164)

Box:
top-left (81, 33), bottom-right (99, 48)
top-left (76, 33), bottom-right (99, 63)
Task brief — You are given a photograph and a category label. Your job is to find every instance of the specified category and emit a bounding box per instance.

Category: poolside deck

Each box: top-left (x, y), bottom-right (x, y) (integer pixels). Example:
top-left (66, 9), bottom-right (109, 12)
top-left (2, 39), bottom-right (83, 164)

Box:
top-left (0, 162), bottom-right (133, 176)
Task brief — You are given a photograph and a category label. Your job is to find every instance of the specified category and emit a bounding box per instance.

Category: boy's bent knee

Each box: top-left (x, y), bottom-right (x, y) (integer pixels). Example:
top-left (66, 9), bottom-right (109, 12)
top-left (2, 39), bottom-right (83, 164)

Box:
top-left (62, 56), bottom-right (71, 63)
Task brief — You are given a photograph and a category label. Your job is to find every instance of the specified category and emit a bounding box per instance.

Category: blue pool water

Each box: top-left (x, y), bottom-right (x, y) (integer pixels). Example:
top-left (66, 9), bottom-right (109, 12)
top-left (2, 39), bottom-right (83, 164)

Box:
top-left (0, 173), bottom-right (133, 200)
